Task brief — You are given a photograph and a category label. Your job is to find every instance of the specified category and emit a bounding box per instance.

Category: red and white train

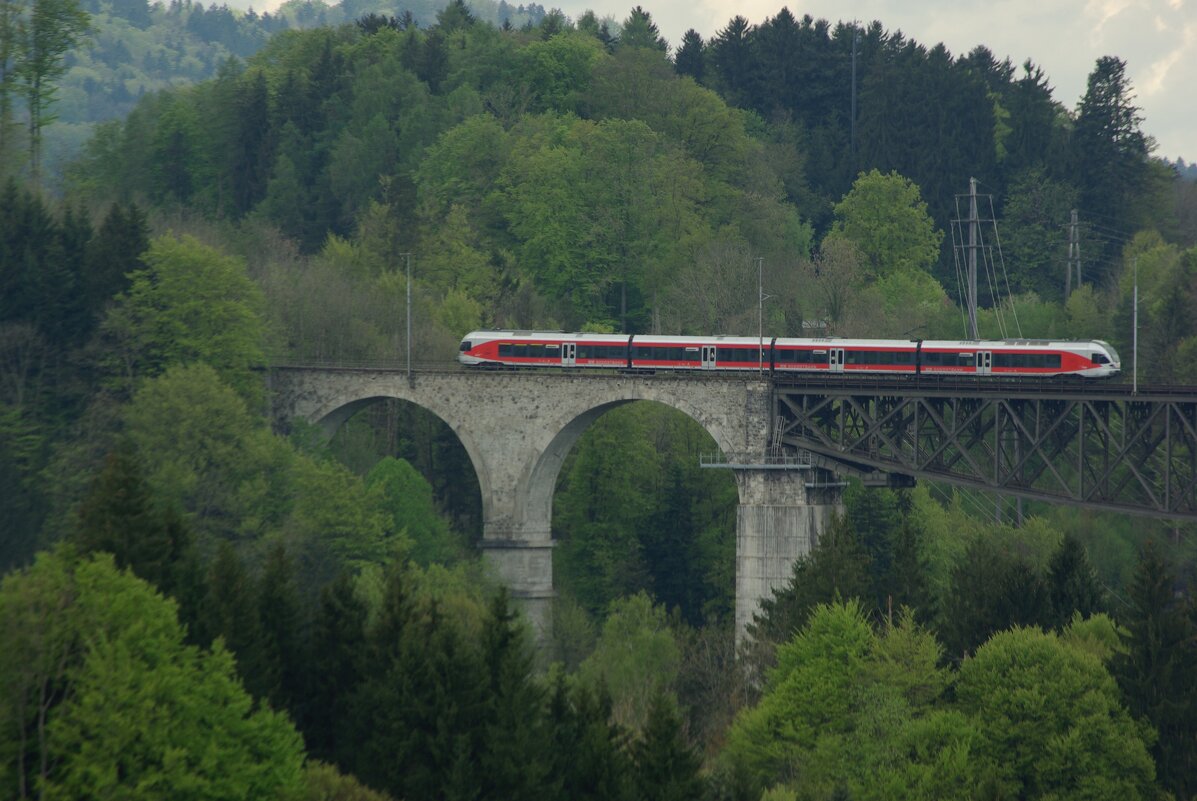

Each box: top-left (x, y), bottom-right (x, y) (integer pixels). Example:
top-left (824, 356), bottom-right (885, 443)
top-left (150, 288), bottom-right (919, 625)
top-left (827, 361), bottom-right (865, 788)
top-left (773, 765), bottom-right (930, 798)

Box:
top-left (458, 331), bottom-right (1122, 379)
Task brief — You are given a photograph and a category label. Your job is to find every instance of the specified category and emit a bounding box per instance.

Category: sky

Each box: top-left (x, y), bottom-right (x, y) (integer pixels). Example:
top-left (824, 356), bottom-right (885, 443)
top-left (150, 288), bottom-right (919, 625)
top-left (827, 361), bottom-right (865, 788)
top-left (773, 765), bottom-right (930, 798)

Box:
top-left (560, 0), bottom-right (1197, 163)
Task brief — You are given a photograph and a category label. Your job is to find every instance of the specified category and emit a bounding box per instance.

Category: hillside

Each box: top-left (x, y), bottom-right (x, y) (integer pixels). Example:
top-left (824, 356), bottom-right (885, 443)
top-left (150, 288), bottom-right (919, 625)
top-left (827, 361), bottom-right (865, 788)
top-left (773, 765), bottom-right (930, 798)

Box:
top-left (3, 3), bottom-right (1197, 799)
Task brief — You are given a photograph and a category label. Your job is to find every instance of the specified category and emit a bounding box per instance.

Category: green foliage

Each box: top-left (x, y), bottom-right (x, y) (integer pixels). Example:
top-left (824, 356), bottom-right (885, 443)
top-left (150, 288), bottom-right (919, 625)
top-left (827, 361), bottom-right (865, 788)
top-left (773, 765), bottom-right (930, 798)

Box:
top-left (727, 601), bottom-right (956, 799)
top-left (73, 442), bottom-right (203, 628)
top-left (831, 170), bottom-right (943, 278)
top-left (578, 592), bottom-right (682, 733)
top-left (121, 362), bottom-right (292, 545)
top-left (286, 454), bottom-right (395, 573)
top-left (365, 455), bottom-right (460, 566)
top-left (297, 762), bottom-right (397, 801)
top-left (100, 234), bottom-right (269, 402)
top-left (0, 548), bottom-right (305, 800)
top-left (957, 626), bottom-right (1157, 800)
top-left (750, 512), bottom-right (873, 647)
top-left (1113, 540), bottom-right (1197, 799)
top-left (938, 535), bottom-right (1051, 659)
top-left (630, 689), bottom-right (705, 801)
top-left (554, 403), bottom-right (736, 623)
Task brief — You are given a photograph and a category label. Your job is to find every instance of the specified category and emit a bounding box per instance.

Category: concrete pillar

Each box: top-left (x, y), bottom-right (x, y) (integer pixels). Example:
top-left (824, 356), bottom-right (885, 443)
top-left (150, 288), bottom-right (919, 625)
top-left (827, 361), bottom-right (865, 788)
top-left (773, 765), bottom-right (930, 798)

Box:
top-left (478, 539), bottom-right (554, 638)
top-left (734, 469), bottom-right (842, 645)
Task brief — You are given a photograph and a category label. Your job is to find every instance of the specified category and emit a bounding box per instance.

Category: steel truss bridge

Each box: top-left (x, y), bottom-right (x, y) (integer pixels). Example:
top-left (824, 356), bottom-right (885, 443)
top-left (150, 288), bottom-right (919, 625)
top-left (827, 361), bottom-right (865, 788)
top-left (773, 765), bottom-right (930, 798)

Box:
top-left (773, 378), bottom-right (1197, 520)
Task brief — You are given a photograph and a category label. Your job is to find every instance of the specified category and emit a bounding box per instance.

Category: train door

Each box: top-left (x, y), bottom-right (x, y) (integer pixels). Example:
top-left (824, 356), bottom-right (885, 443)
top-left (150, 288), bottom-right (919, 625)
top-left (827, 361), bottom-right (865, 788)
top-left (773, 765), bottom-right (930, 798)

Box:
top-left (562, 342), bottom-right (576, 366)
top-left (701, 345), bottom-right (717, 370)
top-left (975, 350), bottom-right (991, 375)
top-left (829, 348), bottom-right (845, 373)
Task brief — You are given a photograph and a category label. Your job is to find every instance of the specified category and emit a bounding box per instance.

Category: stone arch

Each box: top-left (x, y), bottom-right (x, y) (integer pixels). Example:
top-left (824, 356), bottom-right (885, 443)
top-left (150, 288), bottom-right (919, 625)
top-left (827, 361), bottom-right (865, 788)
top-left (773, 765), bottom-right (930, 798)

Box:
top-left (307, 391), bottom-right (492, 529)
top-left (521, 388), bottom-right (744, 539)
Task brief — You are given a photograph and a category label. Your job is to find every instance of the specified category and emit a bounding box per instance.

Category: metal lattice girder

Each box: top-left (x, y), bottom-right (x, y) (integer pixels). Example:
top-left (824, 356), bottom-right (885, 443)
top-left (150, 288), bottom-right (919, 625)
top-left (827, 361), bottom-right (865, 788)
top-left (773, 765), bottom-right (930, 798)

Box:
top-left (773, 378), bottom-right (1197, 520)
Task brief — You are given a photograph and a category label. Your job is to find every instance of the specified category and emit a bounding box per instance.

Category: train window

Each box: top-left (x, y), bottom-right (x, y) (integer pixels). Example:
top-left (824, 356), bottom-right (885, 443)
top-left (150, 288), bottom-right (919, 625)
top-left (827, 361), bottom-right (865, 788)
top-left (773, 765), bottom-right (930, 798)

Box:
top-left (777, 349), bottom-right (796, 363)
top-left (808, 350), bottom-right (828, 365)
top-left (460, 341), bottom-right (472, 352)
top-left (512, 344), bottom-right (529, 357)
top-left (499, 344), bottom-right (513, 357)
top-left (1093, 353), bottom-right (1109, 364)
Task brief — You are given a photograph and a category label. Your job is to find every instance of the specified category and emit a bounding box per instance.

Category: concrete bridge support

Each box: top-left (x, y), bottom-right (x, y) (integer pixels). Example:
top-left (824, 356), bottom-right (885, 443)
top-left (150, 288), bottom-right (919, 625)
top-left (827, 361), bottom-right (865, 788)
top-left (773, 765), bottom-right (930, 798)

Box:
top-left (734, 469), bottom-right (842, 643)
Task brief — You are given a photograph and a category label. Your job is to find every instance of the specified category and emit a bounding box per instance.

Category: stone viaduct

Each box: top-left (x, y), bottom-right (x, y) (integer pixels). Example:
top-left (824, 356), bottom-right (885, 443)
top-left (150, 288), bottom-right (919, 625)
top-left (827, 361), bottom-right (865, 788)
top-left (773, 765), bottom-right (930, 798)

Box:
top-left (270, 367), bottom-right (842, 641)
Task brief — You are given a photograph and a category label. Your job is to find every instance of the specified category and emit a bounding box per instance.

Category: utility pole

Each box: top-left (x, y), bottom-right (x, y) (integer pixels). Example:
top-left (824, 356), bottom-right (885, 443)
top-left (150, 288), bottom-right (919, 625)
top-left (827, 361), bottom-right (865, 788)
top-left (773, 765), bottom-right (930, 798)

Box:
top-left (757, 257), bottom-right (768, 376)
top-left (967, 177), bottom-right (979, 339)
top-left (402, 252), bottom-right (413, 387)
top-left (1133, 256), bottom-right (1138, 395)
top-left (850, 22), bottom-right (859, 166)
top-left (1066, 209), bottom-right (1081, 299)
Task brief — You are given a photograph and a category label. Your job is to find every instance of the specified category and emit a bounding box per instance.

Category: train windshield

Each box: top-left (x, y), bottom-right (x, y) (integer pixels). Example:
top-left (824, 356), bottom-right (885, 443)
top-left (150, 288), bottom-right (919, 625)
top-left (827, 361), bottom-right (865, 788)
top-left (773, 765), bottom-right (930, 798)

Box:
top-left (1101, 342), bottom-right (1121, 365)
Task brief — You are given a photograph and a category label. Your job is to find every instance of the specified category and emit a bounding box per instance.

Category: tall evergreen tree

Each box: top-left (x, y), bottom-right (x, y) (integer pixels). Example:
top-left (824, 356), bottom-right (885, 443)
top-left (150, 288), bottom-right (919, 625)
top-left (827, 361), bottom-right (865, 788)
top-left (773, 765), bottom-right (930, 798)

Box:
top-left (707, 16), bottom-right (755, 107)
top-left (546, 674), bottom-right (634, 801)
top-left (1045, 532), bottom-right (1104, 629)
top-left (307, 571), bottom-right (367, 763)
top-left (939, 538), bottom-right (1051, 659)
top-left (200, 540), bottom-right (267, 694)
top-left (673, 30), bottom-right (704, 82)
top-left (1113, 540), bottom-right (1197, 799)
top-left (619, 6), bottom-right (666, 52)
top-left (74, 443), bottom-right (203, 632)
top-left (478, 588), bottom-right (552, 801)
top-left (644, 462), bottom-right (698, 623)
top-left (85, 200), bottom-right (149, 315)
top-left (1070, 56), bottom-right (1152, 271)
top-left (631, 689), bottom-right (704, 801)
top-left (256, 543), bottom-right (305, 718)
top-left (750, 512), bottom-right (873, 646)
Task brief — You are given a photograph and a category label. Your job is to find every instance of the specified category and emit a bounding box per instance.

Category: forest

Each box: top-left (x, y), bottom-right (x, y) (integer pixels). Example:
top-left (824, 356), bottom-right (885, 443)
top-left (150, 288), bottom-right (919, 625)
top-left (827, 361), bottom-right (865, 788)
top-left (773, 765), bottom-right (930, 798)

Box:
top-left (3, 0), bottom-right (1197, 797)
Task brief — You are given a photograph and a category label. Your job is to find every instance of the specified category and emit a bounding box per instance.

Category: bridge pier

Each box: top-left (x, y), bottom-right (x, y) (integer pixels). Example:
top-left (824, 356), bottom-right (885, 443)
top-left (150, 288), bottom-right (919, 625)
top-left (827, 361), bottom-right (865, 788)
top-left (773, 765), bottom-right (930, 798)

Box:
top-left (734, 468), bottom-right (842, 645)
top-left (478, 540), bottom-right (555, 637)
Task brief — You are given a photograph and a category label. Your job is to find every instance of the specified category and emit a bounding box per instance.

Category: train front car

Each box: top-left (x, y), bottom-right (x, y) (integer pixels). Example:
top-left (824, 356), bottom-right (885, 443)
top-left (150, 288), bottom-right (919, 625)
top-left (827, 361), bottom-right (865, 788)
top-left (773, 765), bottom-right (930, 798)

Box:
top-left (458, 331), bottom-right (635, 368)
top-left (1082, 340), bottom-right (1121, 378)
top-left (919, 339), bottom-right (1121, 378)
top-left (458, 331), bottom-right (498, 366)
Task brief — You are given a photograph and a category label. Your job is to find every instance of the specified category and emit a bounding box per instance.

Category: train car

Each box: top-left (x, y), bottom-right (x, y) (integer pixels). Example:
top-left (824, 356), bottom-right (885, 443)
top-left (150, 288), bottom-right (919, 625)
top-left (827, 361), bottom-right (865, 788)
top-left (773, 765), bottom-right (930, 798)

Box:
top-left (773, 338), bottom-right (918, 375)
top-left (457, 331), bottom-right (632, 368)
top-left (458, 331), bottom-right (1121, 379)
top-left (916, 339), bottom-right (1120, 378)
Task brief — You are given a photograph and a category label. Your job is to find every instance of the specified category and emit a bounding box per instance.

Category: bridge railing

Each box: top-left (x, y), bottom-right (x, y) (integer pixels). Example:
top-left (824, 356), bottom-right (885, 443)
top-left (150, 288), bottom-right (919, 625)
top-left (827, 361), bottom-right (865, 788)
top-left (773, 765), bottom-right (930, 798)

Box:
top-left (700, 450), bottom-right (814, 470)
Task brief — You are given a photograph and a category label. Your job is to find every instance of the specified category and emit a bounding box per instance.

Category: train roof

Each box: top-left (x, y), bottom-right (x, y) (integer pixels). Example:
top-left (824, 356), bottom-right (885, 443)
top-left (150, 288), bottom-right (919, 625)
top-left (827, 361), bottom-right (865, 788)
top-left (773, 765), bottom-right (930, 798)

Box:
top-left (461, 331), bottom-right (1111, 351)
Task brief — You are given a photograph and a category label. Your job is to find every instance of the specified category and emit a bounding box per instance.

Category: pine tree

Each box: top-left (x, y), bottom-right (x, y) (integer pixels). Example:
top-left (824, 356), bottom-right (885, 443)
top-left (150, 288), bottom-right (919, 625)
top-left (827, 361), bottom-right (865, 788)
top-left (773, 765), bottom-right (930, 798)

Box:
top-left (1113, 540), bottom-right (1197, 799)
top-left (644, 462), bottom-right (697, 623)
top-left (1070, 56), bottom-right (1152, 269)
top-left (750, 512), bottom-right (873, 645)
top-left (707, 16), bottom-right (755, 107)
top-left (74, 443), bottom-right (201, 624)
top-left (86, 200), bottom-right (149, 311)
top-left (1045, 532), bottom-right (1104, 628)
top-left (200, 541), bottom-right (266, 694)
top-left (478, 588), bottom-right (551, 801)
top-left (631, 689), bottom-right (704, 801)
top-left (256, 543), bottom-right (305, 718)
top-left (674, 30), bottom-right (704, 82)
top-left (939, 538), bottom-right (1051, 659)
top-left (619, 7), bottom-right (667, 52)
top-left (546, 674), bottom-right (634, 801)
top-left (307, 571), bottom-right (368, 763)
